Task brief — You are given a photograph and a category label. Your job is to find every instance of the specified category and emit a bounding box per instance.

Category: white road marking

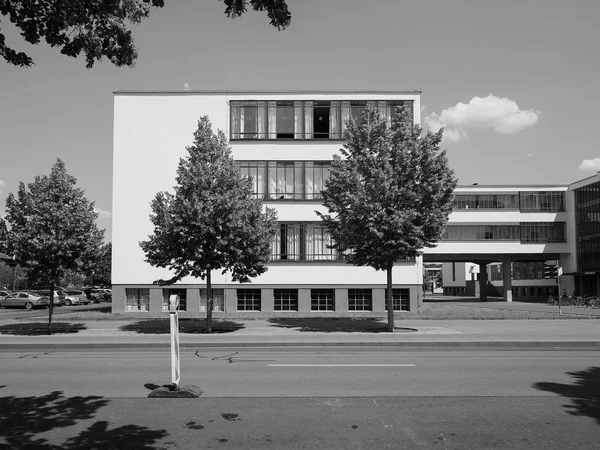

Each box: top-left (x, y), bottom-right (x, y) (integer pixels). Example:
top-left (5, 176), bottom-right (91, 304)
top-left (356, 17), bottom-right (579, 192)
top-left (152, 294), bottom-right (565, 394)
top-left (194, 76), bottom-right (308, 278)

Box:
top-left (268, 364), bottom-right (416, 367)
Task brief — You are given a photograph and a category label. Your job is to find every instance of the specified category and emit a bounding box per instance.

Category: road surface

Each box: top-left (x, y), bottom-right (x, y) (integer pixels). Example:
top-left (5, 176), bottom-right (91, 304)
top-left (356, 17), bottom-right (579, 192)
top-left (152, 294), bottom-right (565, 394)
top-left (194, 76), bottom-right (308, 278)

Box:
top-left (1, 347), bottom-right (599, 449)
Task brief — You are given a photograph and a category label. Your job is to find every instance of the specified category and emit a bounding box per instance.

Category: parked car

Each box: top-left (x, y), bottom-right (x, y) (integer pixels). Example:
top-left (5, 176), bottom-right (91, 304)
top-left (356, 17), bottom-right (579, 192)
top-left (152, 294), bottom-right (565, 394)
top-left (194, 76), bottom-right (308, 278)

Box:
top-left (0, 291), bottom-right (49, 310)
top-left (84, 288), bottom-right (111, 303)
top-left (63, 289), bottom-right (89, 306)
top-left (32, 289), bottom-right (66, 306)
top-left (0, 290), bottom-right (11, 299)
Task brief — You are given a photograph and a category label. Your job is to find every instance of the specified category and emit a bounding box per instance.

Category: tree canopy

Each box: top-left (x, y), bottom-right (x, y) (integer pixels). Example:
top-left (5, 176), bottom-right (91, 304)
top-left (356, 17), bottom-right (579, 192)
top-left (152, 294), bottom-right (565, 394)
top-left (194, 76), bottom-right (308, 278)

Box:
top-left (1, 0), bottom-right (291, 68)
top-left (318, 105), bottom-right (457, 331)
top-left (140, 116), bottom-right (277, 332)
top-left (4, 159), bottom-right (104, 332)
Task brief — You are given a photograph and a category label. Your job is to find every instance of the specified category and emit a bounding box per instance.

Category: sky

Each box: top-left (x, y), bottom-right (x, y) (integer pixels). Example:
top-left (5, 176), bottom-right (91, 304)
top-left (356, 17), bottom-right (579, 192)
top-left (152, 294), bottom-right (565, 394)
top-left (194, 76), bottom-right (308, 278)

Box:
top-left (1, 0), bottom-right (599, 242)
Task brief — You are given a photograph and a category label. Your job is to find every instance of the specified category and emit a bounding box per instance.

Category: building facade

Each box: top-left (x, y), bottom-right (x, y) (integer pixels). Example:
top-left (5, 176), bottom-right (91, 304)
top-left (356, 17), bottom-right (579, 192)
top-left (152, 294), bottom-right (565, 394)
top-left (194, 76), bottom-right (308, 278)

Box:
top-left (112, 91), bottom-right (423, 313)
top-left (434, 174), bottom-right (600, 300)
top-left (112, 90), bottom-right (600, 312)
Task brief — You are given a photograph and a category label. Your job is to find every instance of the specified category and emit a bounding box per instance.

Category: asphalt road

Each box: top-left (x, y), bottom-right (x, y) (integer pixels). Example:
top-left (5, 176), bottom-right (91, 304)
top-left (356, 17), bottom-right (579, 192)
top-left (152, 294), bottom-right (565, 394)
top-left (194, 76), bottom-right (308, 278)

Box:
top-left (1, 348), bottom-right (599, 449)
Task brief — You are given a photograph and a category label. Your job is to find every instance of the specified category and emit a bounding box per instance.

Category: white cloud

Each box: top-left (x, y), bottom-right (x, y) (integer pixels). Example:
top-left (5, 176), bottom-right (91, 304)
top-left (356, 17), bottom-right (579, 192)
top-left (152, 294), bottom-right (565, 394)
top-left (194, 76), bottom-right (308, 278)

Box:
top-left (94, 207), bottom-right (111, 219)
top-left (425, 94), bottom-right (539, 145)
top-left (526, 152), bottom-right (535, 157)
top-left (183, 82), bottom-right (190, 91)
top-left (579, 158), bottom-right (600, 172)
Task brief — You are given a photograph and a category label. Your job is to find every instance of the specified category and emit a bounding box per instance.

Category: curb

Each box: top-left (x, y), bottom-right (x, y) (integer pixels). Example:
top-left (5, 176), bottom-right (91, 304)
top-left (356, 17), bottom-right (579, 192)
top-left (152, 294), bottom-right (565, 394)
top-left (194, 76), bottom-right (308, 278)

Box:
top-left (1, 341), bottom-right (599, 350)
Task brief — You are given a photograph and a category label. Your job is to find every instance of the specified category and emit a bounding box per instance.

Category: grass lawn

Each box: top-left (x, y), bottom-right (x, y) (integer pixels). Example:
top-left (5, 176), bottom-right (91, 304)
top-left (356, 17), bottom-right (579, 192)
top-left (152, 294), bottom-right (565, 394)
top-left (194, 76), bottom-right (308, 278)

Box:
top-left (46, 302), bottom-right (599, 321)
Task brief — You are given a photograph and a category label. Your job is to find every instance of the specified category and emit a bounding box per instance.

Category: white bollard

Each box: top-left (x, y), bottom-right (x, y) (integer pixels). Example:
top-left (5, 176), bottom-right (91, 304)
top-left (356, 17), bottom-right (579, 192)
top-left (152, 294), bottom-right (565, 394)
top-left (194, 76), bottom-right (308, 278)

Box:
top-left (169, 294), bottom-right (181, 389)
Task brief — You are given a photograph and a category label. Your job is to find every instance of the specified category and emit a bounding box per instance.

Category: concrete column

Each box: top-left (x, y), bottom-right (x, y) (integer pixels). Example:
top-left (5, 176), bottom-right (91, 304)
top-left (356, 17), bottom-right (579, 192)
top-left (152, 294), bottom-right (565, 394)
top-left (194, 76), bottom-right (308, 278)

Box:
top-left (298, 289), bottom-right (311, 312)
top-left (261, 288), bottom-right (274, 313)
top-left (478, 262), bottom-right (488, 302)
top-left (149, 287), bottom-right (163, 312)
top-left (501, 257), bottom-right (513, 303)
top-left (187, 288), bottom-right (200, 312)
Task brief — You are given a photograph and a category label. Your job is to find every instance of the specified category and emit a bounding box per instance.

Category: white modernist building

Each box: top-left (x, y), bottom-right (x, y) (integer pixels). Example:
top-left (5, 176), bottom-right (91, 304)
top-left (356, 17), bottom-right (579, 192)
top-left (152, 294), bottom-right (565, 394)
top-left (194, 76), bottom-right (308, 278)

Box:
top-left (112, 90), bottom-right (600, 313)
top-left (112, 90), bottom-right (423, 313)
top-left (427, 176), bottom-right (600, 301)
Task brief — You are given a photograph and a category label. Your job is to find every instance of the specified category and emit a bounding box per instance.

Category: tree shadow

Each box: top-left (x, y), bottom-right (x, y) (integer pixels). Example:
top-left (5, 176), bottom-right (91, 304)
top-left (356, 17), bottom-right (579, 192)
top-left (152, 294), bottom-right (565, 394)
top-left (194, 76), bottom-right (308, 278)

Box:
top-left (0, 391), bottom-right (168, 449)
top-left (119, 318), bottom-right (245, 334)
top-left (268, 317), bottom-right (397, 333)
top-left (533, 366), bottom-right (600, 424)
top-left (0, 322), bottom-right (87, 335)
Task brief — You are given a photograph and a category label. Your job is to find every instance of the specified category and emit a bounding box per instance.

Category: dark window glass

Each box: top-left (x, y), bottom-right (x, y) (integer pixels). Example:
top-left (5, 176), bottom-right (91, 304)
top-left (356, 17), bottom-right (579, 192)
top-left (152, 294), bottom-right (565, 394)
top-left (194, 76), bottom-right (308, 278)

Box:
top-left (575, 181), bottom-right (600, 272)
top-left (311, 289), bottom-right (335, 311)
top-left (200, 288), bottom-right (225, 312)
top-left (443, 225), bottom-right (520, 241)
top-left (348, 289), bottom-right (372, 311)
top-left (313, 101), bottom-right (330, 139)
top-left (384, 288), bottom-right (410, 311)
top-left (274, 289), bottom-right (298, 311)
top-left (237, 289), bottom-right (261, 311)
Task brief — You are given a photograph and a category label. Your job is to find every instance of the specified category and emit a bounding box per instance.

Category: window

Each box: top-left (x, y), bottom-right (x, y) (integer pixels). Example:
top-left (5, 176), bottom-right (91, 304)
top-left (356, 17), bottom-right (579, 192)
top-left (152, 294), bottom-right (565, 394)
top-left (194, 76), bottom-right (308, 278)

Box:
top-left (452, 194), bottom-right (519, 210)
top-left (520, 222), bottom-right (566, 242)
top-left (348, 289), bottom-right (372, 311)
top-left (200, 288), bottom-right (225, 312)
top-left (267, 162), bottom-right (303, 200)
top-left (520, 191), bottom-right (565, 211)
top-left (230, 101), bottom-right (267, 139)
top-left (384, 289), bottom-right (410, 311)
top-left (272, 223), bottom-right (304, 261)
top-left (443, 225), bottom-right (520, 241)
top-left (162, 288), bottom-right (187, 311)
top-left (125, 288), bottom-right (149, 311)
top-left (275, 101), bottom-right (294, 138)
top-left (237, 289), bottom-right (261, 311)
top-left (305, 162), bottom-right (330, 200)
top-left (305, 223), bottom-right (337, 261)
top-left (274, 289), bottom-right (298, 311)
top-left (231, 100), bottom-right (414, 140)
top-left (271, 222), bottom-right (340, 262)
top-left (311, 289), bottom-right (335, 311)
top-left (238, 161), bottom-right (266, 199)
top-left (575, 181), bottom-right (600, 272)
top-left (349, 101), bottom-right (368, 127)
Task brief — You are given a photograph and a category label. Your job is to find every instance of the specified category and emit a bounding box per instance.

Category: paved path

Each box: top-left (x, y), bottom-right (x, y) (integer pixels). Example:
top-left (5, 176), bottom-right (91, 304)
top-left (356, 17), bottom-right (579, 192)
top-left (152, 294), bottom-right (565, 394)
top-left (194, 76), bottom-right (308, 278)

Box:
top-left (1, 316), bottom-right (599, 349)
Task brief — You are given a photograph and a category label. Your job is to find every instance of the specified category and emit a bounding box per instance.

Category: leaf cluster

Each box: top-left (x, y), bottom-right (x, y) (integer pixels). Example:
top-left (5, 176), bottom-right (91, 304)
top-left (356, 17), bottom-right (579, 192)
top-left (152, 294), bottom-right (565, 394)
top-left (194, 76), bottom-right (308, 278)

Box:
top-left (140, 116), bottom-right (278, 285)
top-left (318, 105), bottom-right (457, 271)
top-left (3, 159), bottom-right (105, 285)
top-left (1, 0), bottom-right (291, 68)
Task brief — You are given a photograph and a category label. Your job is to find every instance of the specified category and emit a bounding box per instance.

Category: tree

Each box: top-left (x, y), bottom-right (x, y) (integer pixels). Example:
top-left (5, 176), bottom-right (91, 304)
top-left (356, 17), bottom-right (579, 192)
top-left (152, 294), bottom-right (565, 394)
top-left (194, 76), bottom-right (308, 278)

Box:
top-left (1, 0), bottom-right (291, 68)
top-left (81, 242), bottom-right (112, 287)
top-left (140, 116), bottom-right (277, 333)
top-left (4, 159), bottom-right (104, 333)
top-left (318, 106), bottom-right (457, 332)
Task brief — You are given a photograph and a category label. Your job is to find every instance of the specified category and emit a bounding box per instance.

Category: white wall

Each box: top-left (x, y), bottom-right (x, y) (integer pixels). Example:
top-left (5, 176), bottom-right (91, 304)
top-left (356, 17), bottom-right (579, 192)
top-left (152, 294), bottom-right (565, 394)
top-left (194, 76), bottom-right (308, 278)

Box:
top-left (112, 92), bottom-right (422, 287)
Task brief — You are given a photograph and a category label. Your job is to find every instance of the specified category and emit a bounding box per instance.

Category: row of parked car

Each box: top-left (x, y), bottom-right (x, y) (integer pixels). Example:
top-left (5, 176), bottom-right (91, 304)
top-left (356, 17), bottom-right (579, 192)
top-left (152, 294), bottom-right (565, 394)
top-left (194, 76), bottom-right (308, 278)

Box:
top-left (0, 287), bottom-right (112, 310)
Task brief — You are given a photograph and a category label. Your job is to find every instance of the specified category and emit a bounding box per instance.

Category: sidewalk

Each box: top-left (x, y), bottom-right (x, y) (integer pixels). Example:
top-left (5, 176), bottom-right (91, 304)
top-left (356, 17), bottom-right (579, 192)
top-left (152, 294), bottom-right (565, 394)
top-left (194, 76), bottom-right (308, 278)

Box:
top-left (1, 303), bottom-right (600, 349)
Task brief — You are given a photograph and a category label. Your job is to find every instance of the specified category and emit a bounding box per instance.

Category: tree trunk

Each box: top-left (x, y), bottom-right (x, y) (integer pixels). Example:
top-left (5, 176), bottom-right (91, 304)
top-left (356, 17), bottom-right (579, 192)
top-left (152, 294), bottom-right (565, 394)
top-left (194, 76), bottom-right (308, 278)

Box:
top-left (48, 281), bottom-right (54, 335)
top-left (206, 269), bottom-right (213, 334)
top-left (386, 262), bottom-right (394, 332)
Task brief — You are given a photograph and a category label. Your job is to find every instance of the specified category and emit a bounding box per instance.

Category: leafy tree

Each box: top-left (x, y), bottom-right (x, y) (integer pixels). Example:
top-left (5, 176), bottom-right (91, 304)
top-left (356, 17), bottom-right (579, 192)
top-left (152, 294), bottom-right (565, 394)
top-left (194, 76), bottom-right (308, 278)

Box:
top-left (82, 242), bottom-right (112, 287)
top-left (318, 106), bottom-right (457, 331)
top-left (4, 159), bottom-right (104, 333)
top-left (140, 116), bottom-right (277, 333)
top-left (1, 0), bottom-right (291, 68)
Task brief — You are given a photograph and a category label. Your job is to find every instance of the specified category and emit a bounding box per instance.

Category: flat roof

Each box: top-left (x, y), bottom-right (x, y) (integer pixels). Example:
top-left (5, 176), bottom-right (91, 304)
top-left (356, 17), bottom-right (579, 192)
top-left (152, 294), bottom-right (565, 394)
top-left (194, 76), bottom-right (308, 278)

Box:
top-left (113, 89), bottom-right (422, 96)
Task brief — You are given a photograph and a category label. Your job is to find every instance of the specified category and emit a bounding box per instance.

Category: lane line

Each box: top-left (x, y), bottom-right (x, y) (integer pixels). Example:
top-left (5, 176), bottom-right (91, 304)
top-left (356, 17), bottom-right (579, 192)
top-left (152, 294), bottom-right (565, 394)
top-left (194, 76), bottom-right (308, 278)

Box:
top-left (268, 364), bottom-right (416, 367)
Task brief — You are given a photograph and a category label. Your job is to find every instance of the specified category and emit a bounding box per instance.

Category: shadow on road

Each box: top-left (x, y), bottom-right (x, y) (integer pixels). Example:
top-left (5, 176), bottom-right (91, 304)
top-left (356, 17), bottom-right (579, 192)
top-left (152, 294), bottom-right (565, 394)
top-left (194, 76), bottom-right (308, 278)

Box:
top-left (268, 317), bottom-right (395, 333)
top-left (0, 390), bottom-right (168, 449)
top-left (533, 366), bottom-right (600, 424)
top-left (120, 319), bottom-right (245, 334)
top-left (0, 322), bottom-right (87, 335)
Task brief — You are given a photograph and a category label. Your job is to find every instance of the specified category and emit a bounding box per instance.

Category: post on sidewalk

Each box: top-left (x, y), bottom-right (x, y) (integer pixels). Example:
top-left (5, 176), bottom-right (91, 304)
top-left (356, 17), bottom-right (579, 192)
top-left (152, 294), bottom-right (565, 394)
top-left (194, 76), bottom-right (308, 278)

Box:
top-left (557, 266), bottom-right (563, 316)
top-left (169, 294), bottom-right (181, 390)
top-left (148, 294), bottom-right (202, 398)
